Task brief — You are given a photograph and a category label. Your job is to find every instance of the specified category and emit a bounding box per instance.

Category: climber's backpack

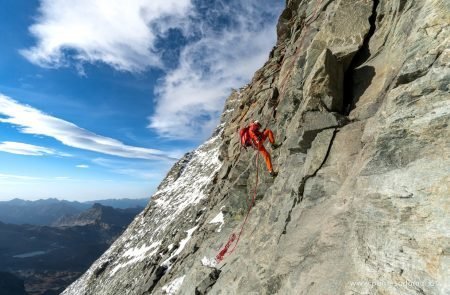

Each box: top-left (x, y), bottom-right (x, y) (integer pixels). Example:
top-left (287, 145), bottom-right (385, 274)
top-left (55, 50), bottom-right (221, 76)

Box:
top-left (239, 127), bottom-right (252, 148)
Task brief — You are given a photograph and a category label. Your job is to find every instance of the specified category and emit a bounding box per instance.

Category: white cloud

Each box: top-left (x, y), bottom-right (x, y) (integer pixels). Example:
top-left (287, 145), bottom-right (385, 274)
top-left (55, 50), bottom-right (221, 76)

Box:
top-left (21, 0), bottom-right (192, 71)
top-left (0, 173), bottom-right (73, 182)
top-left (22, 0), bottom-right (283, 140)
top-left (0, 173), bottom-right (41, 181)
top-left (0, 141), bottom-right (70, 157)
top-left (76, 164), bottom-right (89, 168)
top-left (0, 94), bottom-right (176, 160)
top-left (92, 157), bottom-right (170, 180)
top-left (148, 0), bottom-right (283, 139)
top-left (149, 23), bottom-right (278, 139)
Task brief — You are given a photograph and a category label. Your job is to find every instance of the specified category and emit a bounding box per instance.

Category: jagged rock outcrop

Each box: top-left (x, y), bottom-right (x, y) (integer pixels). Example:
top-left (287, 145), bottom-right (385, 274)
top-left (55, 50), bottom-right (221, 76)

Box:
top-left (63, 0), bottom-right (449, 294)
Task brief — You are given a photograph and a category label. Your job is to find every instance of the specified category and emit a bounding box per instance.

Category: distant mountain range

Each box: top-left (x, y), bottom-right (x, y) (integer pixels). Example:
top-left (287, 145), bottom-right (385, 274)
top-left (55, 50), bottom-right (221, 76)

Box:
top-left (0, 198), bottom-right (149, 225)
top-left (0, 203), bottom-right (142, 295)
top-left (53, 203), bottom-right (142, 227)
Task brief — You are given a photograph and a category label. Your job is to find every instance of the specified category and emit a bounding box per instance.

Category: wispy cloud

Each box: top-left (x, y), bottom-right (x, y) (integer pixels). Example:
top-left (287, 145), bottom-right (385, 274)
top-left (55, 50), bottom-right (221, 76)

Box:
top-left (76, 164), bottom-right (89, 168)
top-left (149, 2), bottom-right (280, 139)
top-left (0, 94), bottom-right (176, 160)
top-left (22, 0), bottom-right (282, 140)
top-left (149, 0), bottom-right (283, 139)
top-left (0, 173), bottom-right (41, 181)
top-left (148, 0), bottom-right (283, 139)
top-left (0, 173), bottom-right (72, 182)
top-left (21, 0), bottom-right (192, 72)
top-left (92, 157), bottom-right (170, 180)
top-left (0, 141), bottom-right (70, 157)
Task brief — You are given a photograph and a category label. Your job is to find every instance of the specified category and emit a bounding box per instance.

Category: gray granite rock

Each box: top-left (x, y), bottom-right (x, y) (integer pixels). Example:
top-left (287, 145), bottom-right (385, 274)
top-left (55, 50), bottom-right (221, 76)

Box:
top-left (62, 0), bottom-right (450, 294)
top-left (304, 48), bottom-right (344, 112)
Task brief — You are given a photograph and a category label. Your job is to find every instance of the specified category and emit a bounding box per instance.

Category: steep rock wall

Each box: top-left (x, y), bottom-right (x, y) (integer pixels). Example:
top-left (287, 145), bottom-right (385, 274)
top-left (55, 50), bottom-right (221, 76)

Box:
top-left (63, 0), bottom-right (449, 294)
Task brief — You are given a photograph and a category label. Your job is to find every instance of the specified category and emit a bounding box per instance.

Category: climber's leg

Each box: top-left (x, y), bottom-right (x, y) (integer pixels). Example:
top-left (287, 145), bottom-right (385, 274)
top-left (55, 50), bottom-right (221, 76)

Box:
top-left (258, 146), bottom-right (273, 173)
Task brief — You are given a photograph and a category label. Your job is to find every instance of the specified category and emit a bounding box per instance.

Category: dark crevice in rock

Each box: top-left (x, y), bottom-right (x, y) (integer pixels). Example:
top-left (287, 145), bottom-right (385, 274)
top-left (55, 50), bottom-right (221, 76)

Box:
top-left (342, 0), bottom-right (379, 115)
top-left (355, 0), bottom-right (379, 67)
top-left (195, 268), bottom-right (221, 295)
top-left (299, 128), bottom-right (337, 196)
top-left (280, 128), bottom-right (338, 236)
top-left (398, 0), bottom-right (408, 13)
top-left (269, 87), bottom-right (280, 109)
top-left (287, 129), bottom-right (323, 154)
top-left (280, 190), bottom-right (298, 236)
top-left (288, 113), bottom-right (346, 154)
top-left (394, 51), bottom-right (442, 88)
top-left (93, 260), bottom-right (110, 277)
top-left (142, 265), bottom-right (167, 295)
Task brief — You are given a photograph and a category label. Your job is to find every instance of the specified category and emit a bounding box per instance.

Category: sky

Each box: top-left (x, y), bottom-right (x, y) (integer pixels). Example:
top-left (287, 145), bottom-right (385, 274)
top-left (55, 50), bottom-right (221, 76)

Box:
top-left (0, 0), bottom-right (283, 201)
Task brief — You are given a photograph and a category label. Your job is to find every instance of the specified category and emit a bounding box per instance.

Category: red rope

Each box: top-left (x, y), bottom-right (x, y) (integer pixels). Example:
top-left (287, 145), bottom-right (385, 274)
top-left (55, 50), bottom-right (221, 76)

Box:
top-left (215, 153), bottom-right (260, 263)
top-left (216, 0), bottom-right (324, 263)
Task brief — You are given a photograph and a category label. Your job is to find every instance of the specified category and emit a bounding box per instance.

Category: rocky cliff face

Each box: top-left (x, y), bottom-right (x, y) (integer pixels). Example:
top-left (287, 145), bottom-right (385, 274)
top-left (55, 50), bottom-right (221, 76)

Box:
top-left (62, 0), bottom-right (449, 294)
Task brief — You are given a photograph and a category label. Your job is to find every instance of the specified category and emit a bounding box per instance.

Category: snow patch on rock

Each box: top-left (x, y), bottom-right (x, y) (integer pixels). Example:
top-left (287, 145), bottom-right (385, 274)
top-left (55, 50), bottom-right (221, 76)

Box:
top-left (162, 226), bottom-right (198, 269)
top-left (209, 209), bottom-right (225, 232)
top-left (110, 242), bottom-right (160, 276)
top-left (61, 130), bottom-right (223, 294)
top-left (175, 226), bottom-right (198, 256)
top-left (201, 256), bottom-right (217, 268)
top-left (152, 134), bottom-right (222, 233)
top-left (162, 275), bottom-right (185, 295)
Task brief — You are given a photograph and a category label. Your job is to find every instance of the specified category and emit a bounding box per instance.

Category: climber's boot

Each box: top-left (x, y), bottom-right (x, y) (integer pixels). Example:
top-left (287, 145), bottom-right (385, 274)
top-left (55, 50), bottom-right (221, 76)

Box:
top-left (271, 143), bottom-right (281, 150)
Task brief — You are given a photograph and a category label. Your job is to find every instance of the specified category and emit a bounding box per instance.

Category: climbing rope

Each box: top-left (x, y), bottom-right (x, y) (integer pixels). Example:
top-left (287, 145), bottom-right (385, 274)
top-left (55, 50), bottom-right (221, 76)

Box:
top-left (215, 0), bottom-right (324, 263)
top-left (216, 76), bottom-right (276, 263)
top-left (215, 152), bottom-right (260, 262)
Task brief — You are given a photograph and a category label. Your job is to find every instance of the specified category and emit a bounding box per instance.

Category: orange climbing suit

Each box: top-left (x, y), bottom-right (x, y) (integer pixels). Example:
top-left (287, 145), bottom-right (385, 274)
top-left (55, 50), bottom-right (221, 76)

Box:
top-left (248, 122), bottom-right (275, 173)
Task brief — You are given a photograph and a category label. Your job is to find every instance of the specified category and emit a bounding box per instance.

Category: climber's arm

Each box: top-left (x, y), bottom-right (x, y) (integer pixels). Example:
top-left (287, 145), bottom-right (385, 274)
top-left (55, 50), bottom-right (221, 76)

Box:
top-left (249, 129), bottom-right (260, 145)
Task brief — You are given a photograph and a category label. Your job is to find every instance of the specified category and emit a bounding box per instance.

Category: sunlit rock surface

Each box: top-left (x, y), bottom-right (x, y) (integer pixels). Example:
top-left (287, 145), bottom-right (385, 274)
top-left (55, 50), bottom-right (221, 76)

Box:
top-left (63, 0), bottom-right (449, 294)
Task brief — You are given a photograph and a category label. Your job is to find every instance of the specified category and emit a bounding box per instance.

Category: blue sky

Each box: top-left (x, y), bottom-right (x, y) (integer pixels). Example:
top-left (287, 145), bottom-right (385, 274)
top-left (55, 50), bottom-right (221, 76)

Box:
top-left (0, 0), bottom-right (283, 201)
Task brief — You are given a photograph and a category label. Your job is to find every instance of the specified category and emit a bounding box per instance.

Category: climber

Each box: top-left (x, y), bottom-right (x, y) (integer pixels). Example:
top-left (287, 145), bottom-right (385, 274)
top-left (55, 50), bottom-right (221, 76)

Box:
top-left (244, 120), bottom-right (280, 177)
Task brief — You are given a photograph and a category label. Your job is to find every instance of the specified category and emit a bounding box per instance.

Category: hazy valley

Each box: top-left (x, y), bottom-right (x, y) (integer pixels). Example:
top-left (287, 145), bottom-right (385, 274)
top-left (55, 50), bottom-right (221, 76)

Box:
top-left (0, 198), bottom-right (147, 295)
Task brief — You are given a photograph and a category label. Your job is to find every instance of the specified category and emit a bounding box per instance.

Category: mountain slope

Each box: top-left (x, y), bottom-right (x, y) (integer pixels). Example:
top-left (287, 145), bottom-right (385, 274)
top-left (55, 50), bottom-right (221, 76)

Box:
top-left (63, 0), bottom-right (449, 294)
